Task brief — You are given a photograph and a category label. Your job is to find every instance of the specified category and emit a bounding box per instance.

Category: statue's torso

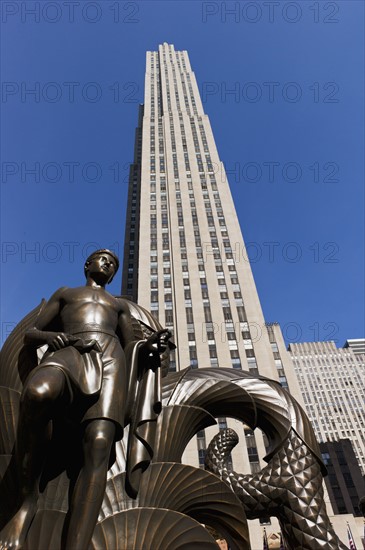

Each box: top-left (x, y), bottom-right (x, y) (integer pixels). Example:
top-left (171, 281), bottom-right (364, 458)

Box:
top-left (59, 286), bottom-right (123, 335)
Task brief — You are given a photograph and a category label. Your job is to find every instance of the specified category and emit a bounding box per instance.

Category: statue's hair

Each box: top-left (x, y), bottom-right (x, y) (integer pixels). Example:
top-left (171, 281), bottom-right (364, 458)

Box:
top-left (84, 249), bottom-right (120, 282)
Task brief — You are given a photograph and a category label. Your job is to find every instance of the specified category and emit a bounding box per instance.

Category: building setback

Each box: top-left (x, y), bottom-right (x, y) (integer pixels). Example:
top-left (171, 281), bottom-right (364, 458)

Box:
top-left (344, 338), bottom-right (365, 356)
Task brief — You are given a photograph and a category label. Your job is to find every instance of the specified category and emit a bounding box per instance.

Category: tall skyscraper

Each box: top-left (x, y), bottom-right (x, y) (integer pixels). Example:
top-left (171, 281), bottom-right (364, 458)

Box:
top-left (122, 43), bottom-right (288, 378)
top-left (121, 42), bottom-right (295, 474)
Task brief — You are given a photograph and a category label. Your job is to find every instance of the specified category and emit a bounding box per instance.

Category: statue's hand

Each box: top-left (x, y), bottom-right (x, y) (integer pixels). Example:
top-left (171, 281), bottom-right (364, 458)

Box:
top-left (47, 332), bottom-right (74, 351)
top-left (144, 329), bottom-right (172, 355)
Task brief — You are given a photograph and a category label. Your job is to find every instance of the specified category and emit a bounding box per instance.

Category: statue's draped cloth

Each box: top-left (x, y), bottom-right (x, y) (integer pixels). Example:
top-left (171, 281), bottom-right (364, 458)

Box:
top-left (27, 331), bottom-right (161, 496)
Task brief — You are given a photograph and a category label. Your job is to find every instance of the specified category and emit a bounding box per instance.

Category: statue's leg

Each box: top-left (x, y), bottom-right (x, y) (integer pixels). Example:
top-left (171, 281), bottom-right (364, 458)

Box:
top-left (0, 367), bottom-right (67, 549)
top-left (64, 419), bottom-right (115, 550)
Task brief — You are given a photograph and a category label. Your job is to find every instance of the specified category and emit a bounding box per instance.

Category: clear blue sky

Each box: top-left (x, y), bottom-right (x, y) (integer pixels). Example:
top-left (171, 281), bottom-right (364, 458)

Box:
top-left (1, 1), bottom-right (364, 348)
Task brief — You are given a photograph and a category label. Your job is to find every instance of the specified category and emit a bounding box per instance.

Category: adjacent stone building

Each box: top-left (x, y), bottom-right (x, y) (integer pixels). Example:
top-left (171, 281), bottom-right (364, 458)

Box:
top-left (288, 340), bottom-right (365, 474)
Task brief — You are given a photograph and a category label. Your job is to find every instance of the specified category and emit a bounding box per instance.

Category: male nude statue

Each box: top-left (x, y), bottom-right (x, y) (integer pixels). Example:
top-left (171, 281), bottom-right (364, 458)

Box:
top-left (0, 249), bottom-right (171, 550)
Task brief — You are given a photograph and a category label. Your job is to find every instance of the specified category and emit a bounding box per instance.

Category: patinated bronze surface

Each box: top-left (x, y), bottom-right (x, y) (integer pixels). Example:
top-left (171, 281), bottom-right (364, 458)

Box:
top-left (0, 253), bottom-right (347, 549)
top-left (0, 250), bottom-right (172, 550)
top-left (160, 368), bottom-right (347, 549)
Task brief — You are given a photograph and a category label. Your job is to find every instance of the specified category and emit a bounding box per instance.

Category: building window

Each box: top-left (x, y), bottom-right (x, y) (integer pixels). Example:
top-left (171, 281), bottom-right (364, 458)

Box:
top-left (223, 307), bottom-right (232, 321)
top-left (165, 310), bottom-right (173, 325)
top-left (236, 306), bottom-right (247, 322)
top-left (198, 449), bottom-right (206, 468)
top-left (186, 308), bottom-right (194, 324)
top-left (204, 306), bottom-right (212, 323)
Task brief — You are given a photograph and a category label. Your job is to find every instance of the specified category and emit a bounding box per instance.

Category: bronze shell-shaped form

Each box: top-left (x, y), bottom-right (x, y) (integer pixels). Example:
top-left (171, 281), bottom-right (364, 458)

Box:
top-left (92, 508), bottom-right (219, 549)
top-left (100, 462), bottom-right (250, 549)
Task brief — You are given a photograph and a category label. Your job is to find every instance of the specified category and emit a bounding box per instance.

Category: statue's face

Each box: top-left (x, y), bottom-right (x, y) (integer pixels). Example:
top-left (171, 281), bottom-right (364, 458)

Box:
top-left (86, 253), bottom-right (117, 283)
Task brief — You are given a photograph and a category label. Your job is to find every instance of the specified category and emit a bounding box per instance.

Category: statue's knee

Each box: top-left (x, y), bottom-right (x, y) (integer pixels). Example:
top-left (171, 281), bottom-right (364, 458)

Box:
top-left (24, 369), bottom-right (64, 404)
top-left (83, 422), bottom-right (114, 462)
top-left (24, 381), bottom-right (52, 405)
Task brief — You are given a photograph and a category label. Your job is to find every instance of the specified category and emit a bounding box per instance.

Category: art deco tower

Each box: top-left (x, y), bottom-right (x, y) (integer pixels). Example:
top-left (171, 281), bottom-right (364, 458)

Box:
top-left (122, 43), bottom-right (299, 471)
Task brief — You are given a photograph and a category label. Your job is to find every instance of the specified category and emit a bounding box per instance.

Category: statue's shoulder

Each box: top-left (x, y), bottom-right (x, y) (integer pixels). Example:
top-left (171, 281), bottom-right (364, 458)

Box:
top-left (45, 286), bottom-right (72, 306)
top-left (51, 285), bottom-right (70, 297)
top-left (113, 294), bottom-right (128, 303)
top-left (112, 294), bottom-right (131, 309)
top-left (113, 296), bottom-right (164, 331)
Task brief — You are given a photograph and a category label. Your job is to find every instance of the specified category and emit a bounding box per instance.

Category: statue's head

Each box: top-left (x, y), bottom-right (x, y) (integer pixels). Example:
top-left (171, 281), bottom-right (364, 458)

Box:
top-left (84, 249), bottom-right (120, 284)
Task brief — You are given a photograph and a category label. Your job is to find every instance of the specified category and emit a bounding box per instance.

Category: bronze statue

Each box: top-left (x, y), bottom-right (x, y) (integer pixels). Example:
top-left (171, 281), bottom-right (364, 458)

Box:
top-left (0, 250), bottom-right (171, 550)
